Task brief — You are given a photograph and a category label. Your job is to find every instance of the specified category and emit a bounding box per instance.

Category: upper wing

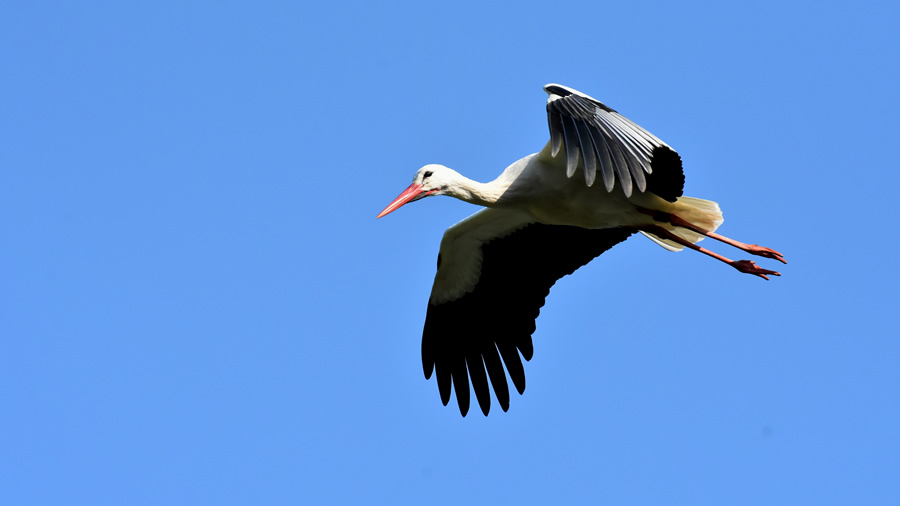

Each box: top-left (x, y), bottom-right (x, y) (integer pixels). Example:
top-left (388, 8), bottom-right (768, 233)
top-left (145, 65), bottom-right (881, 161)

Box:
top-left (422, 208), bottom-right (636, 416)
top-left (543, 83), bottom-right (684, 201)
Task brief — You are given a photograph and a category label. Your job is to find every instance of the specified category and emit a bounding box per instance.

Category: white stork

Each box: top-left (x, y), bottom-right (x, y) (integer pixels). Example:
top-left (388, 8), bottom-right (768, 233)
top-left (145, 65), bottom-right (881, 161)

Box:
top-left (377, 83), bottom-right (785, 417)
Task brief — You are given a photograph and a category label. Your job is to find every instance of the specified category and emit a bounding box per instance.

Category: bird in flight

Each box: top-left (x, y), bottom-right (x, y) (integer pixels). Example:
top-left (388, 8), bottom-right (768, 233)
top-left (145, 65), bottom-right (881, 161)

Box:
top-left (377, 83), bottom-right (785, 416)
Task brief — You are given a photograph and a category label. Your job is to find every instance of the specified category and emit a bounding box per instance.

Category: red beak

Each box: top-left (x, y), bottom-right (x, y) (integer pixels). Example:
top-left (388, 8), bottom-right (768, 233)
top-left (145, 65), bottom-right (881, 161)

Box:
top-left (376, 183), bottom-right (426, 219)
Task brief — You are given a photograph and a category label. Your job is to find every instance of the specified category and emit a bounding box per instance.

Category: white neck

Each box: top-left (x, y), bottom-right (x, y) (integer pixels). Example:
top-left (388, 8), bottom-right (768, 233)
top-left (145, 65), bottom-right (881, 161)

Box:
top-left (444, 174), bottom-right (507, 207)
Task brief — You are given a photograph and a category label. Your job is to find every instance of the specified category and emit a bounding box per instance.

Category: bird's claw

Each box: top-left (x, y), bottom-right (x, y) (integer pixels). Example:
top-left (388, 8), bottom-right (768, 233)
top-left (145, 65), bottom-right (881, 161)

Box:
top-left (746, 245), bottom-right (787, 264)
top-left (731, 259), bottom-right (781, 280)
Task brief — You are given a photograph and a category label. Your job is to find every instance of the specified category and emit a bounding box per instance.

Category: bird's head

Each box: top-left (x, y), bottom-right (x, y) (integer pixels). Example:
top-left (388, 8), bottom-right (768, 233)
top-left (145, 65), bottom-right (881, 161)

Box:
top-left (376, 164), bottom-right (457, 218)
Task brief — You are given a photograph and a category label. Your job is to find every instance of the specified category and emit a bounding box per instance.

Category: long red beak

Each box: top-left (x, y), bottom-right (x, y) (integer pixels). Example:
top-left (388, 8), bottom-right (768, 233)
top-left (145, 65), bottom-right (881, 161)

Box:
top-left (376, 183), bottom-right (425, 219)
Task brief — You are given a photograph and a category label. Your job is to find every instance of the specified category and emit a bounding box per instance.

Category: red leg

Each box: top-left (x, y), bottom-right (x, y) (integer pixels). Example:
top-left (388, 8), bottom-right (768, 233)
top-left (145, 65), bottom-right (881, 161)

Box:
top-left (636, 207), bottom-right (787, 264)
top-left (640, 225), bottom-right (781, 280)
top-left (667, 214), bottom-right (787, 264)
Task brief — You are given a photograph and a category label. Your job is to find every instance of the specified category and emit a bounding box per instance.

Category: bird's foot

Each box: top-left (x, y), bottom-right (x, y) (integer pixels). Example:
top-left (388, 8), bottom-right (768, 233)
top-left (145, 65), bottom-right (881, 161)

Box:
top-left (731, 260), bottom-right (781, 280)
top-left (744, 244), bottom-right (787, 264)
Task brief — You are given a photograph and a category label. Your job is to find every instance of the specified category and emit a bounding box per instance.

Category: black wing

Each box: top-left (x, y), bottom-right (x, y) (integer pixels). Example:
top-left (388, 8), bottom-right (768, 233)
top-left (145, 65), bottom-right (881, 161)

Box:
top-left (422, 218), bottom-right (636, 416)
top-left (544, 83), bottom-right (684, 201)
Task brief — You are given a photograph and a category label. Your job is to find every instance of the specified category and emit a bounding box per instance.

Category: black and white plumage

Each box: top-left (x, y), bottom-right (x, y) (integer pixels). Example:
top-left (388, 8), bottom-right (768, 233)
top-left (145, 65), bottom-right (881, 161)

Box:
top-left (378, 84), bottom-right (785, 416)
top-left (547, 83), bottom-right (670, 196)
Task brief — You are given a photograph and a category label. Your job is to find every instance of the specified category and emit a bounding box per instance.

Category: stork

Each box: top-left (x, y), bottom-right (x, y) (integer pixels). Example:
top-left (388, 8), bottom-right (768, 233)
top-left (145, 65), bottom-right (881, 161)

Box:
top-left (377, 83), bottom-right (785, 417)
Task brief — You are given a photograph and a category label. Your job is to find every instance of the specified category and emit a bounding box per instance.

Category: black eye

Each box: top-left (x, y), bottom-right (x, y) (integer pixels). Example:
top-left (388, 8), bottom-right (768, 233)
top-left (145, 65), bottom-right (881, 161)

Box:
top-left (423, 171), bottom-right (433, 178)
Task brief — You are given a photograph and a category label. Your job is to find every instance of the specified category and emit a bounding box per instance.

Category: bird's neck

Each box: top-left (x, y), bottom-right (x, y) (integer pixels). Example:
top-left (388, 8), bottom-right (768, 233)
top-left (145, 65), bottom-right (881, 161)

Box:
top-left (446, 175), bottom-right (505, 207)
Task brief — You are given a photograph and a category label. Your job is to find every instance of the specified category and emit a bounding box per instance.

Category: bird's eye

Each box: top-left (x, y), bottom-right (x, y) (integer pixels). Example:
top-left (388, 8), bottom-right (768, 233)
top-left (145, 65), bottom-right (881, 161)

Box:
top-left (423, 171), bottom-right (433, 178)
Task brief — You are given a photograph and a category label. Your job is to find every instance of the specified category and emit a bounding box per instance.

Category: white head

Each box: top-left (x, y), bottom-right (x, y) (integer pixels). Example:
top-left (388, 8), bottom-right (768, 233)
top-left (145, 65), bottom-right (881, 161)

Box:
top-left (376, 164), bottom-right (462, 218)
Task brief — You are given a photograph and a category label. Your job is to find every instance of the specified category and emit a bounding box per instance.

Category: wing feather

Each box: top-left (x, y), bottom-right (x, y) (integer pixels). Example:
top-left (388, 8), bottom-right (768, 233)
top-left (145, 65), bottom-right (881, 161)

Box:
top-left (588, 124), bottom-right (616, 191)
top-left (482, 344), bottom-right (510, 412)
top-left (577, 118), bottom-right (598, 186)
top-left (549, 110), bottom-right (563, 157)
top-left (451, 354), bottom-right (470, 416)
top-left (467, 354), bottom-right (491, 416)
top-left (561, 115), bottom-right (581, 178)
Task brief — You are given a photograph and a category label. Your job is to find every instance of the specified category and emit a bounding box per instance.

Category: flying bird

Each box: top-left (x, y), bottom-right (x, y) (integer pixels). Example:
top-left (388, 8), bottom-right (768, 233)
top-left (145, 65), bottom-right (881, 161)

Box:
top-left (377, 83), bottom-right (785, 417)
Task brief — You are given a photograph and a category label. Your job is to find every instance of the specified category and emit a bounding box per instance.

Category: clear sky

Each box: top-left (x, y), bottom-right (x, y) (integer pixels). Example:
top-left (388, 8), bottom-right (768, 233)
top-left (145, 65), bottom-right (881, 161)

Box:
top-left (2, 1), bottom-right (898, 504)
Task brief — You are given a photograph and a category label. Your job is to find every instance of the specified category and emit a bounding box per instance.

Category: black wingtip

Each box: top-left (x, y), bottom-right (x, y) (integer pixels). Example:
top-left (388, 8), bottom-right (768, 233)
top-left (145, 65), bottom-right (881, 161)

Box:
top-left (645, 146), bottom-right (684, 203)
top-left (517, 337), bottom-right (534, 362)
top-left (422, 224), bottom-right (636, 417)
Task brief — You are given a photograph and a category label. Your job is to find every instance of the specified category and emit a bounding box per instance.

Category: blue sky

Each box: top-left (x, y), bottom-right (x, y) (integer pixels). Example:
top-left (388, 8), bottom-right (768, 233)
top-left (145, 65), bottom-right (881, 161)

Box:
top-left (2, 1), bottom-right (898, 504)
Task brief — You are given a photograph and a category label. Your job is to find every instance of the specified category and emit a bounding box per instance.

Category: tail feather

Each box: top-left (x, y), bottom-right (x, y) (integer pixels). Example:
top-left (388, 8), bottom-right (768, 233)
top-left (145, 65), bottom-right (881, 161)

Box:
top-left (641, 196), bottom-right (724, 251)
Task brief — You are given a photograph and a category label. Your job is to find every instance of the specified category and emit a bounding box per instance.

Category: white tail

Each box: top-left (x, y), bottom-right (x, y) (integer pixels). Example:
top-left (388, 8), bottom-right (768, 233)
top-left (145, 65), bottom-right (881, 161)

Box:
top-left (641, 196), bottom-right (724, 251)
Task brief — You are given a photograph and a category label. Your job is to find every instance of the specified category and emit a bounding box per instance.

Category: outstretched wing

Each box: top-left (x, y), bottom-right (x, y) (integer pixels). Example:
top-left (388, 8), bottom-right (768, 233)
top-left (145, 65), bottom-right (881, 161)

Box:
top-left (543, 83), bottom-right (684, 201)
top-left (422, 208), bottom-right (636, 416)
